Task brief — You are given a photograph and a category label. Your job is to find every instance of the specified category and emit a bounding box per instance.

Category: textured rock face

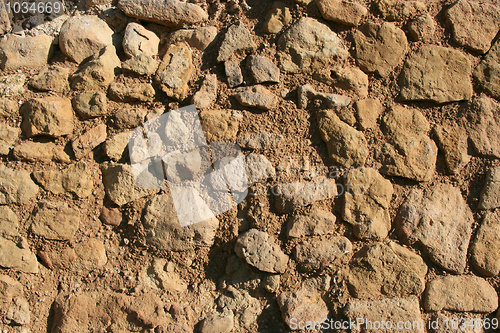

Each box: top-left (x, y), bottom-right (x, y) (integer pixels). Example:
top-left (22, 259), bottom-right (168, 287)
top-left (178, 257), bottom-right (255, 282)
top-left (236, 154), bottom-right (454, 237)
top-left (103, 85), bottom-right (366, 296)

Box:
top-left (217, 23), bottom-right (256, 62)
top-left (399, 45), bottom-right (473, 103)
top-left (474, 41), bottom-right (500, 100)
top-left (0, 274), bottom-right (31, 325)
top-left (21, 97), bottom-right (73, 138)
top-left (109, 82), bottom-right (155, 102)
top-left (246, 55), bottom-right (280, 84)
top-left (408, 13), bottom-right (435, 42)
top-left (13, 141), bottom-right (70, 163)
top-left (479, 166), bottom-right (500, 210)
top-left (294, 235), bottom-right (351, 271)
top-left (33, 162), bottom-right (94, 198)
top-left (433, 122), bottom-right (470, 175)
top-left (277, 17), bottom-right (348, 73)
top-left (263, 2), bottom-right (292, 34)
top-left (0, 74), bottom-right (25, 97)
top-left (355, 98), bottom-right (383, 130)
top-left (155, 42), bottom-right (193, 100)
top-left (72, 91), bottom-right (107, 119)
top-left (0, 34), bottom-right (54, 70)
top-left (234, 85), bottom-right (278, 110)
top-left (287, 209), bottom-right (336, 238)
top-left (0, 123), bottom-right (19, 155)
top-left (424, 275), bottom-right (498, 313)
top-left (0, 165), bottom-right (39, 205)
top-left (471, 211), bottom-right (500, 276)
top-left (0, 237), bottom-right (39, 273)
top-left (375, 0), bottom-right (426, 21)
top-left (237, 132), bottom-right (283, 150)
top-left (123, 22), bottom-right (159, 58)
top-left (396, 183), bottom-right (474, 274)
top-left (29, 66), bottom-right (70, 92)
top-left (200, 110), bottom-right (240, 142)
top-left (101, 163), bottom-right (154, 206)
top-left (71, 45), bottom-right (121, 91)
top-left (316, 0), bottom-right (368, 26)
top-left (217, 286), bottom-right (262, 330)
top-left (30, 201), bottom-right (81, 240)
top-left (72, 124), bottom-right (107, 159)
top-left (192, 74), bottom-right (217, 109)
top-left (122, 54), bottom-right (159, 76)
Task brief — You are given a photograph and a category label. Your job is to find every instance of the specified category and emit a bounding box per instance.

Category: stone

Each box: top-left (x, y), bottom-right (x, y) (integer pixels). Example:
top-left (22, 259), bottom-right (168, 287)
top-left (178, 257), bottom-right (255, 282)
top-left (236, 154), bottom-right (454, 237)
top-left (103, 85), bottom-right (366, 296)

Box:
top-left (274, 177), bottom-right (337, 213)
top-left (72, 124), bottom-right (107, 159)
top-left (396, 183), bottom-right (474, 274)
top-left (378, 105), bottom-right (437, 181)
top-left (155, 42), bottom-right (193, 100)
top-left (59, 16), bottom-right (113, 63)
top-left (345, 297), bottom-right (424, 333)
top-left (446, 0), bottom-right (500, 54)
top-left (30, 201), bottom-right (81, 240)
top-left (192, 74), bottom-right (217, 109)
top-left (163, 149), bottom-right (203, 183)
top-left (317, 110), bottom-right (368, 167)
top-left (424, 275), bottom-right (498, 313)
top-left (217, 286), bottom-right (262, 329)
top-left (72, 91), bottom-right (107, 119)
top-left (74, 239), bottom-right (107, 272)
top-left (21, 97), bottom-right (73, 138)
top-left (101, 163), bottom-right (155, 206)
top-left (315, 67), bottom-right (368, 98)
top-left (246, 55), bottom-right (280, 84)
top-left (277, 276), bottom-right (330, 330)
top-left (0, 237), bottom-right (38, 273)
top-left (433, 122), bottom-right (470, 175)
top-left (169, 26), bottom-right (218, 51)
top-left (0, 98), bottom-right (18, 118)
top-left (224, 61), bottom-right (243, 88)
top-left (298, 84), bottom-right (351, 109)
top-left (375, 0), bottom-right (426, 21)
top-left (343, 167), bottom-right (393, 240)
top-left (287, 209), bottom-right (336, 238)
top-left (200, 110), bottom-right (240, 142)
top-left (400, 45), bottom-right (473, 103)
top-left (277, 17), bottom-right (348, 73)
top-left (141, 259), bottom-right (187, 293)
top-left (123, 22), bottom-right (160, 58)
top-left (0, 123), bottom-right (19, 155)
top-left (0, 34), bottom-right (54, 70)
top-left (234, 85), bottom-right (278, 110)
top-left (29, 66), bottom-right (70, 92)
top-left (295, 235), bottom-right (351, 271)
top-left (0, 206), bottom-right (19, 240)
top-left (235, 229), bottom-right (288, 273)
top-left (0, 274), bottom-right (31, 325)
top-left (199, 311), bottom-right (234, 333)
top-left (71, 45), bottom-right (121, 91)
top-left (408, 13), bottom-right (435, 42)
top-left (33, 162), bottom-right (94, 198)
top-left (114, 106), bottom-right (147, 129)
top-left (0, 74), bottom-right (26, 97)
top-left (316, 0), bottom-right (368, 26)
top-left (100, 207), bottom-right (122, 226)
top-left (39, 247), bottom-right (76, 270)
top-left (353, 22), bottom-right (408, 76)
top-left (263, 2), bottom-right (292, 34)
top-left (245, 153), bottom-right (275, 185)
top-left (479, 166), bottom-right (500, 210)
top-left (118, 0), bottom-right (208, 27)
top-left (471, 211), bottom-right (500, 276)
top-left (237, 132), bottom-right (283, 150)
top-left (348, 242), bottom-right (427, 299)
top-left (262, 275), bottom-right (280, 293)
top-left (122, 54), bottom-right (159, 76)
top-left (13, 142), bottom-right (70, 163)
top-left (217, 23), bottom-right (256, 62)
top-left (294, 0), bottom-right (313, 4)
top-left (142, 192), bottom-right (219, 251)
top-left (462, 95), bottom-right (500, 158)
top-left (0, 2), bottom-right (10, 34)
top-left (474, 41), bottom-right (500, 100)
top-left (0, 165), bottom-right (39, 205)
top-left (108, 82), bottom-right (155, 102)
top-left (354, 98), bottom-right (383, 130)
top-left (105, 131), bottom-right (131, 161)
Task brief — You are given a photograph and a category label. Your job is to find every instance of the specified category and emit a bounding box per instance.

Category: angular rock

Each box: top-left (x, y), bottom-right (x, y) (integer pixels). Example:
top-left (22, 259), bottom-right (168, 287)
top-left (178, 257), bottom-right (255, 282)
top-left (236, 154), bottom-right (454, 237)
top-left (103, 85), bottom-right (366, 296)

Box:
top-left (0, 123), bottom-right (19, 155)
top-left (317, 110), bottom-right (368, 167)
top-left (277, 17), bottom-right (348, 73)
top-left (224, 61), bottom-right (243, 88)
top-left (33, 162), bottom-right (94, 198)
top-left (378, 105), bottom-right (437, 181)
top-left (72, 91), bottom-right (107, 119)
top-left (400, 45), bottom-right (473, 103)
top-left (74, 239), bottom-right (107, 272)
top-left (0, 74), bottom-right (26, 97)
top-left (408, 13), bottom-right (436, 42)
top-left (375, 0), bottom-right (426, 21)
top-left (217, 286), bottom-right (262, 330)
top-left (0, 206), bottom-right (19, 240)
top-left (353, 22), bottom-right (408, 76)
top-left (71, 45), bottom-right (121, 91)
top-left (13, 141), bottom-right (70, 163)
top-left (123, 22), bottom-right (159, 58)
top-left (0, 98), bottom-right (18, 118)
top-left (169, 26), bottom-right (218, 51)
top-left (0, 34), bottom-right (54, 70)
top-left (446, 0), bottom-right (500, 54)
top-left (424, 275), bottom-right (498, 313)
top-left (0, 2), bottom-right (10, 34)
top-left (298, 84), bottom-right (351, 109)
top-left (0, 274), bottom-right (31, 325)
top-left (474, 41), bottom-right (500, 100)
top-left (354, 98), bottom-right (383, 130)
top-left (237, 132), bottom-right (283, 150)
top-left (29, 66), bottom-right (70, 92)
top-left (245, 153), bottom-right (275, 185)
top-left (155, 42), bottom-right (193, 100)
top-left (118, 0), bottom-right (208, 27)
top-left (316, 0), bottom-right (368, 26)
top-left (315, 67), bottom-right (368, 98)
top-left (200, 110), bottom-right (240, 142)
top-left (21, 97), bottom-right (73, 138)
top-left (471, 211), bottom-right (500, 276)
top-left (39, 247), bottom-right (76, 270)
top-left (72, 124), bottom-right (107, 159)
top-left (343, 167), bottom-right (393, 240)
top-left (0, 237), bottom-right (38, 273)
top-left (263, 2), bottom-right (292, 34)
top-left (199, 311), bottom-right (234, 333)
top-left (59, 16), bottom-right (113, 63)
top-left (433, 122), bottom-right (470, 175)
top-left (114, 106), bottom-right (147, 129)
top-left (479, 166), bottom-right (500, 210)
top-left (396, 183), bottom-right (474, 273)
top-left (287, 208), bottom-right (336, 238)
top-left (348, 242), bottom-right (427, 298)
top-left (100, 206), bottom-right (122, 227)
top-left (108, 82), bottom-right (155, 102)
top-left (217, 23), bottom-right (256, 62)
top-left (141, 259), bottom-right (187, 293)
top-left (105, 131), bottom-right (131, 161)
top-left (234, 85), bottom-right (279, 110)
top-left (274, 177), bottom-right (337, 213)
top-left (192, 74), bottom-right (217, 109)
top-left (30, 201), bottom-right (81, 240)
top-left (0, 165), bottom-right (39, 205)
top-left (246, 55), bottom-right (280, 84)
top-left (235, 229), bottom-right (288, 273)
top-left (295, 235), bottom-right (351, 271)
top-left (122, 54), bottom-right (159, 76)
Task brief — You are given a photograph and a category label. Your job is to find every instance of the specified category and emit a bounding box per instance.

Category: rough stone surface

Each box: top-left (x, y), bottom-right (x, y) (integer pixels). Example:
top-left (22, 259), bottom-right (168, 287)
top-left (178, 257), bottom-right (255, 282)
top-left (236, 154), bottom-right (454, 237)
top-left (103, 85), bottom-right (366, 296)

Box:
top-left (0, 165), bottom-right (39, 205)
top-left (348, 242), bottom-right (427, 298)
top-left (33, 162), bottom-right (94, 198)
top-left (317, 110), bottom-right (368, 167)
top-left (0, 206), bottom-right (19, 240)
top-left (316, 0), bottom-right (368, 26)
top-left (224, 61), bottom-right (243, 88)
top-left (277, 17), bottom-right (348, 73)
top-left (123, 22), bottom-right (159, 58)
top-left (0, 123), bottom-right (20, 155)
top-left (72, 123), bottom-right (107, 159)
top-left (71, 45), bottom-right (121, 91)
top-left (200, 110), bottom-right (240, 142)
top-left (0, 237), bottom-right (38, 273)
top-left (246, 55), bottom-right (280, 84)
top-left (0, 34), bottom-right (54, 70)
top-left (408, 13), bottom-right (435, 42)
top-left (396, 183), bottom-right (474, 274)
top-left (294, 235), bottom-right (351, 271)
top-left (59, 16), bottom-right (114, 63)
top-left (0, 274), bottom-right (31, 325)
top-left (263, 2), bottom-right (292, 34)
top-left (0, 74), bottom-right (26, 97)
top-left (315, 66), bottom-right (369, 98)
top-left (378, 105), bottom-right (437, 181)
top-left (100, 207), bottom-right (122, 227)
top-left (245, 153), bottom-right (275, 185)
top-left (29, 66), bottom-right (70, 93)
top-left (479, 166), bottom-right (500, 210)
top-left (298, 84), bottom-right (351, 109)
top-left (424, 275), bottom-right (498, 313)
top-left (235, 229), bottom-right (289, 273)
top-left (155, 42), bottom-right (193, 100)
top-left (463, 96), bottom-right (500, 158)
top-left (0, 2), bottom-right (10, 34)
top-left (141, 259), bottom-right (187, 293)
top-left (343, 167), bottom-right (393, 240)
top-left (237, 132), bottom-right (283, 150)
top-left (192, 74), bottom-right (217, 109)
top-left (471, 211), bottom-right (500, 276)
top-left (72, 91), bottom-right (107, 119)
top-left (474, 41), bottom-right (500, 100)
top-left (287, 208), bottom-right (336, 238)
top-left (400, 45), bottom-right (473, 103)
top-left (105, 131), bottom-right (131, 161)
top-left (354, 98), bottom-right (383, 130)
top-left (0, 98), bottom-right (18, 118)
top-left (446, 0), bottom-right (500, 54)
top-left (74, 239), bottom-right (107, 272)
top-left (353, 22), bottom-right (408, 76)
top-left (21, 97), bottom-right (73, 138)
top-left (122, 54), bottom-right (159, 76)
top-left (234, 85), bottom-right (278, 110)
top-left (376, 0), bottom-right (426, 21)
top-left (109, 82), bottom-right (155, 102)
top-left (217, 286), bottom-right (262, 330)
top-left (433, 122), bottom-right (470, 175)
top-left (169, 26), bottom-right (217, 51)
top-left (199, 311), bottom-right (234, 333)
top-left (217, 23), bottom-right (256, 62)
top-left (30, 201), bottom-right (81, 240)
top-left (13, 142), bottom-right (70, 163)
